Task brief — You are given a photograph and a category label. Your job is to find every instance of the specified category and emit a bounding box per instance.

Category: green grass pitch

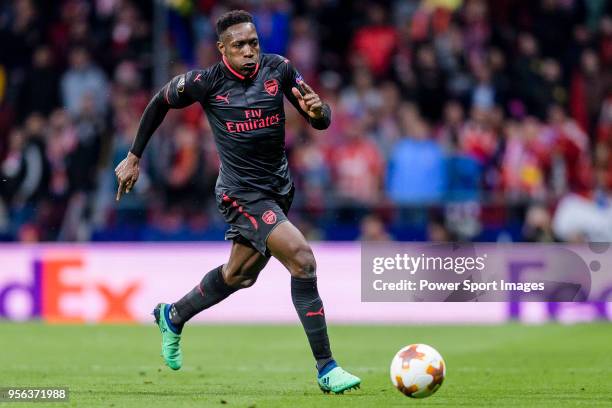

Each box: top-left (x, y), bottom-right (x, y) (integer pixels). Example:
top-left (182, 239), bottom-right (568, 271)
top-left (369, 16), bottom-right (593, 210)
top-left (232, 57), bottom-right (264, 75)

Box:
top-left (1, 322), bottom-right (611, 407)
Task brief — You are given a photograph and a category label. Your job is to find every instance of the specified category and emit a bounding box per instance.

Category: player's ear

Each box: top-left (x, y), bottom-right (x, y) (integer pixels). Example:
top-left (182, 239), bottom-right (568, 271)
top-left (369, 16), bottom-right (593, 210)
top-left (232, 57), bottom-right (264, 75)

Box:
top-left (216, 41), bottom-right (224, 56)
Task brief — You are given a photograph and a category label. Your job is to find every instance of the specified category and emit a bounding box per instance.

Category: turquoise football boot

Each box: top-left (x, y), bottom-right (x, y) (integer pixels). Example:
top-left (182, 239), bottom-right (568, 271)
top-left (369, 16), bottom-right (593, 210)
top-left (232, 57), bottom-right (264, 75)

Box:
top-left (153, 303), bottom-right (182, 370)
top-left (317, 361), bottom-right (361, 394)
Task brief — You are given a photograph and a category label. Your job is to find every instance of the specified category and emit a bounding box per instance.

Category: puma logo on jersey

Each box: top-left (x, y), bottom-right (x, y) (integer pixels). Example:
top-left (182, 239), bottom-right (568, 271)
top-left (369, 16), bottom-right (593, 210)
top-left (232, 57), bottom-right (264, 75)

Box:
top-left (215, 92), bottom-right (230, 104)
top-left (194, 72), bottom-right (202, 82)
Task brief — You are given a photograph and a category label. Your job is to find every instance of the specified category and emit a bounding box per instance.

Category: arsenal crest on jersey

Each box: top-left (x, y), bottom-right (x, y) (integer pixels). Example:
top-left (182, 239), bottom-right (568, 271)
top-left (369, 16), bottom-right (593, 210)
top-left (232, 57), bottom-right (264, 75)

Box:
top-left (264, 79), bottom-right (278, 96)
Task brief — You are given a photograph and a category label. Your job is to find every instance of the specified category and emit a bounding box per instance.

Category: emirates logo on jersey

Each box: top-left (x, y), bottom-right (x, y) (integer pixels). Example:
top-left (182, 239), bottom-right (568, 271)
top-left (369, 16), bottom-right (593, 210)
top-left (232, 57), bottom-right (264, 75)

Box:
top-left (262, 210), bottom-right (277, 225)
top-left (264, 79), bottom-right (278, 96)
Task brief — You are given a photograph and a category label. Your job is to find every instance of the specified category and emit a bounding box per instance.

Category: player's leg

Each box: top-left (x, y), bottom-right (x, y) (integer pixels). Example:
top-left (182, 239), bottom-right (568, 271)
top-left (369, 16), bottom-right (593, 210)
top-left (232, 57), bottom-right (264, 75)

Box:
top-left (171, 238), bottom-right (268, 326)
top-left (154, 239), bottom-right (268, 370)
top-left (267, 221), bottom-right (361, 393)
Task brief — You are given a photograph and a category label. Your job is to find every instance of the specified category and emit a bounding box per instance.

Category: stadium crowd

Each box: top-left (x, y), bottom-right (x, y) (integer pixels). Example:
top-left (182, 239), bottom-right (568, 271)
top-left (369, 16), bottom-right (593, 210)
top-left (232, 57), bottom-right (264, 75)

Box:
top-left (0, 0), bottom-right (611, 242)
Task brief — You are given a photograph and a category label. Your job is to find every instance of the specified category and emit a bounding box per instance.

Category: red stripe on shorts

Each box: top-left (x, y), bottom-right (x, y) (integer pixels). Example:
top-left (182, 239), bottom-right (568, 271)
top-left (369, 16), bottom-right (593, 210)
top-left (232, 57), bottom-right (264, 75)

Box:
top-left (222, 194), bottom-right (259, 230)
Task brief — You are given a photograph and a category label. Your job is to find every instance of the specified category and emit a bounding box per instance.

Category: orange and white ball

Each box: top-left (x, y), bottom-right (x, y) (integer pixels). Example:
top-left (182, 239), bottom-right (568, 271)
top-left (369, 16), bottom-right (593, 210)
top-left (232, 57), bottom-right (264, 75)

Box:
top-left (390, 343), bottom-right (446, 398)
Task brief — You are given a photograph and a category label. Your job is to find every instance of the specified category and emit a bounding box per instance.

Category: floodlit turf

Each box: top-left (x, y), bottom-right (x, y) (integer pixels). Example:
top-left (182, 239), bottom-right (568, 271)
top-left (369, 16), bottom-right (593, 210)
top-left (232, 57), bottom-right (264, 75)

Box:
top-left (1, 322), bottom-right (611, 407)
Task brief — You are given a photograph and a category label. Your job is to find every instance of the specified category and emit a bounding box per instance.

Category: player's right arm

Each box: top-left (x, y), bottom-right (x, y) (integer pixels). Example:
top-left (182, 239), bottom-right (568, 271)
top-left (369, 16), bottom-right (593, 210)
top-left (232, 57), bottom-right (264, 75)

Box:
top-left (115, 71), bottom-right (207, 201)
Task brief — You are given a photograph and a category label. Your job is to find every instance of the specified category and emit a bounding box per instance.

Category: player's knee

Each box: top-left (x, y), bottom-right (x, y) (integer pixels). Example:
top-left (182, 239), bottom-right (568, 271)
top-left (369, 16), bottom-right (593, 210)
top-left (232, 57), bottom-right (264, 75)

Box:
top-left (236, 276), bottom-right (257, 288)
top-left (289, 245), bottom-right (317, 279)
top-left (224, 273), bottom-right (257, 289)
top-left (223, 263), bottom-right (260, 289)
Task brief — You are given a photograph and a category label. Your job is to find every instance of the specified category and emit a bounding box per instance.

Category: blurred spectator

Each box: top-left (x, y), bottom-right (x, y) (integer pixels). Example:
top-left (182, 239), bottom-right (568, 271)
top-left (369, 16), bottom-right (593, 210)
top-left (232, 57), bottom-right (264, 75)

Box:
top-left (288, 16), bottom-right (318, 85)
top-left (16, 45), bottom-right (60, 121)
top-left (374, 81), bottom-right (402, 154)
top-left (596, 90), bottom-right (612, 189)
top-left (252, 0), bottom-right (290, 56)
top-left (546, 104), bottom-right (591, 195)
top-left (470, 61), bottom-right (496, 110)
top-left (0, 0), bottom-right (42, 69)
top-left (458, 106), bottom-right (498, 166)
top-left (330, 115), bottom-right (384, 205)
top-left (1, 128), bottom-right (28, 206)
top-left (0, 114), bottom-right (49, 207)
top-left (512, 33), bottom-right (541, 116)
top-left (461, 0), bottom-right (490, 56)
top-left (522, 203), bottom-right (555, 242)
top-left (68, 93), bottom-right (104, 193)
top-left (61, 47), bottom-right (108, 117)
top-left (436, 101), bottom-right (481, 201)
top-left (434, 23), bottom-right (472, 100)
top-left (436, 100), bottom-right (464, 148)
top-left (533, 0), bottom-right (574, 60)
top-left (351, 2), bottom-right (397, 77)
top-left (387, 105), bottom-right (446, 203)
top-left (339, 68), bottom-right (382, 117)
top-left (552, 169), bottom-right (612, 242)
top-left (160, 124), bottom-right (203, 212)
top-left (414, 43), bottom-right (447, 121)
top-left (359, 214), bottom-right (392, 241)
top-left (570, 49), bottom-right (611, 136)
top-left (533, 58), bottom-right (566, 118)
top-left (502, 118), bottom-right (547, 200)
top-left (108, 1), bottom-right (150, 64)
top-left (290, 129), bottom-right (331, 210)
top-left (46, 109), bottom-right (75, 199)
top-left (600, 16), bottom-right (612, 66)
top-left (427, 214), bottom-right (454, 242)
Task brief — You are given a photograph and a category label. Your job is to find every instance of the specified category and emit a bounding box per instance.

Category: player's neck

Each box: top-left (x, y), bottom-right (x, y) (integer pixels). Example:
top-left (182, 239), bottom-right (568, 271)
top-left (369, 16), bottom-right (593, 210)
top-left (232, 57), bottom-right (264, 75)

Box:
top-left (222, 55), bottom-right (260, 80)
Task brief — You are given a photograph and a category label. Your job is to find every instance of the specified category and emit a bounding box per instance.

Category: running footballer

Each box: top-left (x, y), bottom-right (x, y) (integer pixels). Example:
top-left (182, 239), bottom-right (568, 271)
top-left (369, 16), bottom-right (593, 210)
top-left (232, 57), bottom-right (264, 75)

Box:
top-left (114, 10), bottom-right (361, 394)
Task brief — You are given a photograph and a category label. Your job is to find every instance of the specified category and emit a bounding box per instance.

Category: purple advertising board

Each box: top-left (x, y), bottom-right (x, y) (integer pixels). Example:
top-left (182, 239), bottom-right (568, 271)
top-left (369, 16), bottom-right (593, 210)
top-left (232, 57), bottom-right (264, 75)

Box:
top-left (0, 243), bottom-right (609, 323)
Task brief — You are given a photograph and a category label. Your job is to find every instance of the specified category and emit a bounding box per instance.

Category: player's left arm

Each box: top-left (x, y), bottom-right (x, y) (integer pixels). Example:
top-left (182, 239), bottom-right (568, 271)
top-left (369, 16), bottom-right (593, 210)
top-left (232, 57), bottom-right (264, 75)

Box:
top-left (280, 60), bottom-right (331, 130)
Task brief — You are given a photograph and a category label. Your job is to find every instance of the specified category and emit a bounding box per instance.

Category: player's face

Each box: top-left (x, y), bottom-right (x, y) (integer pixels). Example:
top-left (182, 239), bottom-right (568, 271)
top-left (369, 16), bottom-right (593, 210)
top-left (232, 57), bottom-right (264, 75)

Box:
top-left (218, 23), bottom-right (260, 76)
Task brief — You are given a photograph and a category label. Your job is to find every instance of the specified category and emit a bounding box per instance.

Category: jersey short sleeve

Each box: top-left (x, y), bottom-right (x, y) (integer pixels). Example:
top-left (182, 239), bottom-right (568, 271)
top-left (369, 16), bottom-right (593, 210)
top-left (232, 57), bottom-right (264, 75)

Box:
top-left (274, 56), bottom-right (304, 97)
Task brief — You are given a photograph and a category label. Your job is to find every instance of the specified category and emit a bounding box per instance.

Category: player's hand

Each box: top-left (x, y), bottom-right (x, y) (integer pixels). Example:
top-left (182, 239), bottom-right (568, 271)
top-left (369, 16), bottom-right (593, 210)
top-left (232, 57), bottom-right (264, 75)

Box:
top-left (291, 80), bottom-right (324, 119)
top-left (115, 152), bottom-right (140, 201)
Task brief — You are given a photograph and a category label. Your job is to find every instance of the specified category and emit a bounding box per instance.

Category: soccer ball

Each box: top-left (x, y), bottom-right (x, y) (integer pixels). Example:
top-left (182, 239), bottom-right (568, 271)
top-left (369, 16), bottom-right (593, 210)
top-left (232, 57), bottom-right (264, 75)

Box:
top-left (390, 343), bottom-right (446, 398)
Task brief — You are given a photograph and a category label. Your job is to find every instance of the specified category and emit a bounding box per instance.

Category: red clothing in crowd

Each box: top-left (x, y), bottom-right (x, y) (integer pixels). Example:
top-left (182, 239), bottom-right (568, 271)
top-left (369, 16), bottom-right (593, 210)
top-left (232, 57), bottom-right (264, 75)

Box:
top-left (352, 25), bottom-right (397, 76)
top-left (330, 138), bottom-right (384, 204)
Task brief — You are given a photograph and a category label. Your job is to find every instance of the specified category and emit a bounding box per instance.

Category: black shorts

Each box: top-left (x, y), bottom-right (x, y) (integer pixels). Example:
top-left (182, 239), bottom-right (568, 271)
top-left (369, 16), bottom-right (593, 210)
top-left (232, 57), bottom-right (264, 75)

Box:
top-left (216, 186), bottom-right (295, 256)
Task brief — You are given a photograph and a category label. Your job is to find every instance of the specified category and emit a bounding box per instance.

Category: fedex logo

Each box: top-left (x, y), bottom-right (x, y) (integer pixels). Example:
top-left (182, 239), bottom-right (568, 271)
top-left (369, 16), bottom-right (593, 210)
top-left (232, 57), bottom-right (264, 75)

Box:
top-left (0, 255), bottom-right (140, 322)
top-left (507, 261), bottom-right (611, 321)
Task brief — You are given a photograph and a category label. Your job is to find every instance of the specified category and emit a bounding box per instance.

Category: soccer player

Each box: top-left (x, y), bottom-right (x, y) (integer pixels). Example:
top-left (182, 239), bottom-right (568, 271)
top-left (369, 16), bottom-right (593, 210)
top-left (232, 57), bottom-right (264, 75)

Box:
top-left (114, 10), bottom-right (361, 394)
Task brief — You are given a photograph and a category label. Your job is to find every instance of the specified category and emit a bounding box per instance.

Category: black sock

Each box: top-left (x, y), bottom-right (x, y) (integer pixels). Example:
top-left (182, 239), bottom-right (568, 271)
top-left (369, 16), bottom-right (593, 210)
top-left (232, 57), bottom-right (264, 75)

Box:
top-left (291, 277), bottom-right (333, 370)
top-left (170, 265), bottom-right (238, 327)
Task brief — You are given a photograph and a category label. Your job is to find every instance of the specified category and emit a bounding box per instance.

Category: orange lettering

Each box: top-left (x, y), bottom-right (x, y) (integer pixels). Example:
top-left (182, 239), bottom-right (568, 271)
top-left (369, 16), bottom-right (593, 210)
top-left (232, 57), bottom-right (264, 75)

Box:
top-left (96, 283), bottom-right (140, 322)
top-left (42, 258), bottom-right (83, 323)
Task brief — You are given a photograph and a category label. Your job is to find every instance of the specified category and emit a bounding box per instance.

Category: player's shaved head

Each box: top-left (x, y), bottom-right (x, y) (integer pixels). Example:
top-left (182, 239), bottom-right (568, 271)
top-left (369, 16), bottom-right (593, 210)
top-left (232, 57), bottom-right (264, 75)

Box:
top-left (216, 10), bottom-right (254, 40)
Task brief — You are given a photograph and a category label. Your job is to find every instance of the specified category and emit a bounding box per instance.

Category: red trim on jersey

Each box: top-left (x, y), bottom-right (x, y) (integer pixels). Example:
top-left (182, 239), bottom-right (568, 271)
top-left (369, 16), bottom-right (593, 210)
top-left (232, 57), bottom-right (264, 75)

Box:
top-left (164, 84), bottom-right (170, 104)
top-left (249, 62), bottom-right (260, 78)
top-left (222, 56), bottom-right (259, 80)
top-left (222, 194), bottom-right (259, 230)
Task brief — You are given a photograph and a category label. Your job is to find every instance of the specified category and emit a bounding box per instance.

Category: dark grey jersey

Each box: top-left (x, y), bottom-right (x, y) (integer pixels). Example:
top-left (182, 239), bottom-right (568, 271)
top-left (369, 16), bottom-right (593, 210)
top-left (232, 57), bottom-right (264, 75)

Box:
top-left (161, 54), bottom-right (331, 196)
